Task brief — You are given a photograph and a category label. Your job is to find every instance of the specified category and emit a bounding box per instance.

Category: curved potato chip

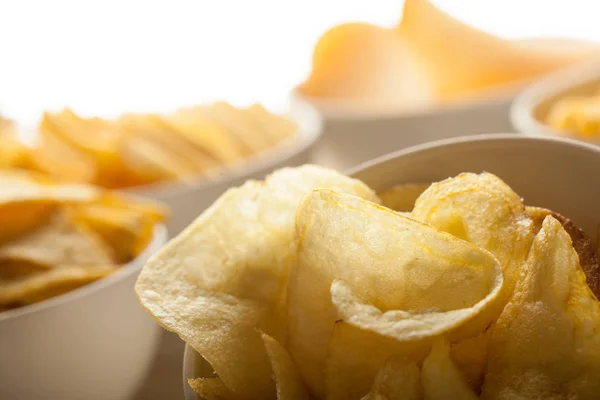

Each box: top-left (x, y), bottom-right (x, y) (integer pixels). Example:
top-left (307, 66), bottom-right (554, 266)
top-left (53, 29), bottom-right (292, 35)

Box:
top-left (422, 338), bottom-right (478, 399)
top-left (360, 356), bottom-right (421, 400)
top-left (450, 330), bottom-right (490, 392)
top-left (135, 165), bottom-right (377, 399)
top-left (412, 172), bottom-right (534, 293)
top-left (288, 190), bottom-right (503, 397)
top-left (0, 211), bottom-right (114, 269)
top-left (261, 333), bottom-right (309, 400)
top-left (527, 206), bottom-right (600, 297)
top-left (188, 378), bottom-right (238, 400)
top-left (0, 265), bottom-right (117, 306)
top-left (482, 216), bottom-right (600, 399)
top-left (377, 183), bottom-right (430, 212)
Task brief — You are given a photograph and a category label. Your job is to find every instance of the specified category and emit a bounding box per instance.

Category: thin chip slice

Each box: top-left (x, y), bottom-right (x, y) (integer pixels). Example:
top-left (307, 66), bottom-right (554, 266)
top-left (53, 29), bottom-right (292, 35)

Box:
top-left (482, 216), bottom-right (600, 399)
top-left (450, 330), bottom-right (491, 392)
top-left (0, 265), bottom-right (117, 306)
top-left (136, 166), bottom-right (377, 399)
top-left (0, 211), bottom-right (115, 269)
top-left (326, 322), bottom-right (429, 400)
top-left (412, 172), bottom-right (534, 293)
top-left (377, 183), bottom-right (430, 212)
top-left (360, 355), bottom-right (422, 400)
top-left (188, 378), bottom-right (238, 400)
top-left (527, 206), bottom-right (600, 297)
top-left (261, 333), bottom-right (309, 400)
top-left (289, 190), bottom-right (503, 397)
top-left (421, 338), bottom-right (478, 400)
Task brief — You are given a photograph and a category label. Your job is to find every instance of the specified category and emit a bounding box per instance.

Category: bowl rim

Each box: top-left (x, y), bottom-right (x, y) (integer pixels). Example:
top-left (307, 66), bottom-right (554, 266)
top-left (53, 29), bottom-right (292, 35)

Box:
top-left (126, 101), bottom-right (323, 199)
top-left (0, 224), bottom-right (167, 323)
top-left (510, 58), bottom-right (600, 139)
top-left (182, 133), bottom-right (600, 398)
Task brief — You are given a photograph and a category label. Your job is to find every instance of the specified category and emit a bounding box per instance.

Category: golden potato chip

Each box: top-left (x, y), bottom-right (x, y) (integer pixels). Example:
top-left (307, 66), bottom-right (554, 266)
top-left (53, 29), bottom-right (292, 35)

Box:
top-left (326, 321), bottom-right (428, 400)
top-left (0, 211), bottom-right (114, 269)
top-left (450, 330), bottom-right (490, 391)
top-left (527, 206), bottom-right (600, 297)
top-left (288, 190), bottom-right (503, 397)
top-left (261, 332), bottom-right (309, 400)
top-left (377, 183), bottom-right (430, 212)
top-left (421, 338), bottom-right (478, 399)
top-left (482, 216), bottom-right (600, 398)
top-left (0, 265), bottom-right (117, 306)
top-left (244, 104), bottom-right (296, 145)
top-left (0, 202), bottom-right (55, 242)
top-left (360, 356), bottom-right (421, 400)
top-left (188, 378), bottom-right (238, 400)
top-left (412, 172), bottom-right (534, 293)
top-left (136, 165), bottom-right (376, 399)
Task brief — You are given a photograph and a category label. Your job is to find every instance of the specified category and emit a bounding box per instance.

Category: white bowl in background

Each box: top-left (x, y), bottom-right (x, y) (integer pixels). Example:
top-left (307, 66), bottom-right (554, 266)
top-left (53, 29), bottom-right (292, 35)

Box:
top-left (128, 102), bottom-right (322, 237)
top-left (183, 134), bottom-right (600, 399)
top-left (0, 226), bottom-right (167, 400)
top-left (511, 58), bottom-right (600, 141)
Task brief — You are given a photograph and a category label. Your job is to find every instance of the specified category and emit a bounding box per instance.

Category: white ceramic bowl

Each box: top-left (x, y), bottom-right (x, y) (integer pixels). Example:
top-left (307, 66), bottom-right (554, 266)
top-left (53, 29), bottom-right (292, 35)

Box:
top-left (0, 226), bottom-right (167, 400)
top-left (128, 102), bottom-right (322, 237)
top-left (511, 58), bottom-right (600, 141)
top-left (182, 134), bottom-right (600, 399)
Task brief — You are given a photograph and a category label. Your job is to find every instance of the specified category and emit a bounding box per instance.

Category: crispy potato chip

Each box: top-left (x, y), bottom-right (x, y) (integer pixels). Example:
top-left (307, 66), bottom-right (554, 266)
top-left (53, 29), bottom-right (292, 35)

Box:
top-left (0, 265), bottom-right (117, 306)
top-left (421, 338), bottom-right (478, 399)
top-left (360, 356), bottom-right (421, 400)
top-left (261, 333), bottom-right (309, 400)
top-left (450, 330), bottom-right (490, 392)
top-left (377, 183), bottom-right (430, 212)
top-left (527, 206), bottom-right (600, 297)
top-left (188, 378), bottom-right (238, 400)
top-left (326, 321), bottom-right (428, 400)
top-left (0, 211), bottom-right (114, 269)
top-left (136, 165), bottom-right (376, 399)
top-left (482, 216), bottom-right (600, 398)
top-left (412, 172), bottom-right (534, 293)
top-left (289, 190), bottom-right (503, 397)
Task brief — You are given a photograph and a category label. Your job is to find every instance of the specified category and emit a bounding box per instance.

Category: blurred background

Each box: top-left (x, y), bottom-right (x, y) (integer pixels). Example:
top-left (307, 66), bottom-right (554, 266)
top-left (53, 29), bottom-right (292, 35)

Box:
top-left (1, 0), bottom-right (599, 122)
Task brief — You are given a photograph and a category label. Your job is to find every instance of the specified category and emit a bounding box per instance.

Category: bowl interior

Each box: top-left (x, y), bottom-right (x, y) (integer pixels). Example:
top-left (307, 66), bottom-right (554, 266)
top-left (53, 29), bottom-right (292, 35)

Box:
top-left (183, 134), bottom-right (600, 398)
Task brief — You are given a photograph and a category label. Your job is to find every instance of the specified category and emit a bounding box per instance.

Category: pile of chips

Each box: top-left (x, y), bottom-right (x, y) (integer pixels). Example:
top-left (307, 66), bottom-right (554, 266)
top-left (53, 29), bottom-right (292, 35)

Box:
top-left (136, 165), bottom-right (600, 399)
top-left (0, 102), bottom-right (296, 188)
top-left (0, 170), bottom-right (167, 311)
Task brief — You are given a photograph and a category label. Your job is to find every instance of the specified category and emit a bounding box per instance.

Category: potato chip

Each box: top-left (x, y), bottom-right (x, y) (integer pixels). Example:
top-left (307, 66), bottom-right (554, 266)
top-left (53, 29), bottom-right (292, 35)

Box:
top-left (244, 104), bottom-right (296, 145)
top-left (0, 265), bottom-right (117, 306)
top-left (261, 332), bottom-right (309, 400)
top-left (0, 202), bottom-right (56, 243)
top-left (412, 172), bottom-right (534, 293)
top-left (289, 189), bottom-right (503, 397)
top-left (135, 165), bottom-right (376, 399)
top-left (188, 378), bottom-right (238, 400)
top-left (421, 338), bottom-right (478, 399)
top-left (482, 216), bottom-right (600, 398)
top-left (377, 183), bottom-right (430, 212)
top-left (360, 355), bottom-right (421, 400)
top-left (450, 330), bottom-right (490, 391)
top-left (326, 321), bottom-right (428, 400)
top-left (527, 206), bottom-right (600, 297)
top-left (0, 211), bottom-right (114, 269)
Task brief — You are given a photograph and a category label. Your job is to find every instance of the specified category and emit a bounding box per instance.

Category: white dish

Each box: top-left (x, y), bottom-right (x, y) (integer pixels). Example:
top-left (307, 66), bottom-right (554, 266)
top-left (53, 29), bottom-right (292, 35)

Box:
top-left (0, 226), bottom-right (167, 400)
top-left (182, 134), bottom-right (600, 399)
top-left (511, 58), bottom-right (600, 141)
top-left (129, 102), bottom-right (322, 237)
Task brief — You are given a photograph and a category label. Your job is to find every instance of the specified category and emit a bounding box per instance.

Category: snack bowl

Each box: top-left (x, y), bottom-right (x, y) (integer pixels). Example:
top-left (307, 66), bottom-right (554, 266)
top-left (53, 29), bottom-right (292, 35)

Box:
top-left (511, 58), bottom-right (600, 142)
top-left (182, 133), bottom-right (600, 399)
top-left (128, 102), bottom-right (322, 237)
top-left (0, 225), bottom-right (167, 400)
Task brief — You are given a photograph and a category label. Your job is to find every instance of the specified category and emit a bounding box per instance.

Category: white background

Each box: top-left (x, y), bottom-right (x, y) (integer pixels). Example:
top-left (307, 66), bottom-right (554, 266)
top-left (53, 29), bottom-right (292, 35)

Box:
top-left (0, 0), bottom-right (598, 123)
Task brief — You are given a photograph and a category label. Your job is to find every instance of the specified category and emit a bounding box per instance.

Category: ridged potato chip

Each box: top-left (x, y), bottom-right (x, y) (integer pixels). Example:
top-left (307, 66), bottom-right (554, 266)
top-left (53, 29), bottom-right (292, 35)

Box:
top-left (135, 165), bottom-right (377, 399)
top-left (289, 190), bottom-right (503, 397)
top-left (360, 356), bottom-right (421, 400)
top-left (422, 338), bottom-right (478, 399)
top-left (377, 183), bottom-right (430, 212)
top-left (412, 172), bottom-right (534, 293)
top-left (482, 216), bottom-right (600, 399)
